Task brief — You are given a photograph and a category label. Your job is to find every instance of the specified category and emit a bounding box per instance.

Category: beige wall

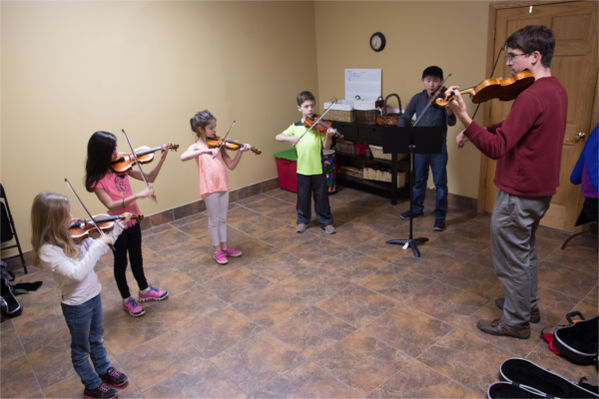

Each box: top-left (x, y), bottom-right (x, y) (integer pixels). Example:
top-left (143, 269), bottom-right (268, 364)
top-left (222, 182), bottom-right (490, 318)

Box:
top-left (1, 1), bottom-right (317, 253)
top-left (313, 1), bottom-right (489, 200)
top-left (1, 1), bottom-right (490, 255)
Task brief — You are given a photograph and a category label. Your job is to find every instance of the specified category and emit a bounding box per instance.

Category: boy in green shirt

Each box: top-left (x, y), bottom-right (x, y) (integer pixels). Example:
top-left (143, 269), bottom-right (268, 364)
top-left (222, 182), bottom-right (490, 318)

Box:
top-left (275, 91), bottom-right (337, 234)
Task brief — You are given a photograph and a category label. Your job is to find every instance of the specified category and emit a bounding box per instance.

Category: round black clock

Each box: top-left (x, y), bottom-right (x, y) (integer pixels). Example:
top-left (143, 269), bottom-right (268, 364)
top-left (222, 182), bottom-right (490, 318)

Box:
top-left (369, 32), bottom-right (386, 52)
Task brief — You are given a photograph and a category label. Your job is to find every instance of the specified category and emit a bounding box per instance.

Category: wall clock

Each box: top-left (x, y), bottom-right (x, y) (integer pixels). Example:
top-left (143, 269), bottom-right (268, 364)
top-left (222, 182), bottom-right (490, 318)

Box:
top-left (369, 32), bottom-right (386, 52)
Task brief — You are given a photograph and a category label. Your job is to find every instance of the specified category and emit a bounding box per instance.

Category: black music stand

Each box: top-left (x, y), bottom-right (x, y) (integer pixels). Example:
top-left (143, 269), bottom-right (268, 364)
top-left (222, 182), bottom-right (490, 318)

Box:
top-left (383, 127), bottom-right (443, 257)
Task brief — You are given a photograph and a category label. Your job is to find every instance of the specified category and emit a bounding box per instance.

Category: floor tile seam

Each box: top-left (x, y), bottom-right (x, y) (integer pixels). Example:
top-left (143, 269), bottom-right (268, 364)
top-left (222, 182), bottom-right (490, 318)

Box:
top-left (411, 324), bottom-right (498, 395)
top-left (8, 329), bottom-right (46, 399)
top-left (202, 328), bottom-right (308, 397)
top-left (538, 285), bottom-right (587, 307)
top-left (355, 303), bottom-right (459, 356)
top-left (296, 357), bottom-right (365, 398)
top-left (539, 258), bottom-right (599, 279)
top-left (412, 351), bottom-right (484, 396)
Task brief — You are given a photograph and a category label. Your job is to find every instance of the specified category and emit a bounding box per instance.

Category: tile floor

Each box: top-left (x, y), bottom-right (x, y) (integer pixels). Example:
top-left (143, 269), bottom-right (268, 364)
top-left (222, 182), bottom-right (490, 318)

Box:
top-left (1, 186), bottom-right (598, 398)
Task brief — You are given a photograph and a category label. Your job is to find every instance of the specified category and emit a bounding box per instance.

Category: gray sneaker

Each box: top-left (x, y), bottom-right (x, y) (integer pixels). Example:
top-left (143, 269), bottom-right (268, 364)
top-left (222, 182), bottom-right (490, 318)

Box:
top-left (296, 223), bottom-right (306, 233)
top-left (323, 225), bottom-right (336, 234)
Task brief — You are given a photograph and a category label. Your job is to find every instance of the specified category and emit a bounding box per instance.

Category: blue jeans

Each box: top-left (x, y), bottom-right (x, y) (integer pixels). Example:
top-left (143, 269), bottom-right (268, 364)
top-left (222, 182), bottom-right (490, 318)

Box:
top-left (412, 145), bottom-right (448, 220)
top-left (61, 294), bottom-right (110, 390)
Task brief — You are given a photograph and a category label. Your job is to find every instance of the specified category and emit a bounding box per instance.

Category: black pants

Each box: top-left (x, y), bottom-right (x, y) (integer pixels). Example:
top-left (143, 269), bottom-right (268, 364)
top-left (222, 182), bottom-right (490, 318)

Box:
top-left (296, 173), bottom-right (333, 227)
top-left (113, 223), bottom-right (148, 299)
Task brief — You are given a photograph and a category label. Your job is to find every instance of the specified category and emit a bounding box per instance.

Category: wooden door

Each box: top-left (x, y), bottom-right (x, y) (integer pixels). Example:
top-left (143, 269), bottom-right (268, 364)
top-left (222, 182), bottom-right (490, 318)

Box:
top-left (481, 1), bottom-right (598, 232)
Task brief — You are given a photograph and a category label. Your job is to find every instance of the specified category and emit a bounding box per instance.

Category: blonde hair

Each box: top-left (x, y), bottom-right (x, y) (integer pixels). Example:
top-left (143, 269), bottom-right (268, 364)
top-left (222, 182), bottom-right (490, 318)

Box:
top-left (31, 192), bottom-right (78, 266)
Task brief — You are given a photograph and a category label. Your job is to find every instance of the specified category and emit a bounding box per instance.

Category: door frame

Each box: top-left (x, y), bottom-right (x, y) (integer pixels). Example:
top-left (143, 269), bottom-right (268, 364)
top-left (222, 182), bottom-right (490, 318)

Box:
top-left (477, 0), bottom-right (599, 215)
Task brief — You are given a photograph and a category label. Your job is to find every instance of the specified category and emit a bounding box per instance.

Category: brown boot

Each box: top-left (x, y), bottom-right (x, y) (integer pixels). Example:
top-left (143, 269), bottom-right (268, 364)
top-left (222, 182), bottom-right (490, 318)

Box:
top-left (476, 318), bottom-right (530, 339)
top-left (494, 298), bottom-right (540, 323)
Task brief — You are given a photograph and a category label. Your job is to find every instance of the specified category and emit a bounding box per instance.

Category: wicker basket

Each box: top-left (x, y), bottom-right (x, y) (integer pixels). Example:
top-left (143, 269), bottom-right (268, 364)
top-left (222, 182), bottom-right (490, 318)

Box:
top-left (376, 93), bottom-right (403, 126)
top-left (327, 109), bottom-right (355, 123)
top-left (369, 145), bottom-right (408, 161)
top-left (355, 109), bottom-right (379, 125)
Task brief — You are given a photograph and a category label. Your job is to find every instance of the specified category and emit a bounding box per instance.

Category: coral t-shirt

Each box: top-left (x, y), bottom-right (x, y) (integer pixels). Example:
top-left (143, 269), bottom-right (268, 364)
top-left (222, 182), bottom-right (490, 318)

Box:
top-left (194, 139), bottom-right (231, 198)
top-left (92, 172), bottom-right (141, 228)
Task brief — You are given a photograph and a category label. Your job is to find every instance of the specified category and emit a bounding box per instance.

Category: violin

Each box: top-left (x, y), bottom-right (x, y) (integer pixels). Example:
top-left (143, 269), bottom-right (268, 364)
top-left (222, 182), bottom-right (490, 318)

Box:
top-left (304, 115), bottom-right (344, 138)
top-left (111, 143), bottom-right (179, 173)
top-left (69, 213), bottom-right (143, 241)
top-left (428, 86), bottom-right (448, 108)
top-left (435, 70), bottom-right (534, 107)
top-left (206, 137), bottom-right (262, 155)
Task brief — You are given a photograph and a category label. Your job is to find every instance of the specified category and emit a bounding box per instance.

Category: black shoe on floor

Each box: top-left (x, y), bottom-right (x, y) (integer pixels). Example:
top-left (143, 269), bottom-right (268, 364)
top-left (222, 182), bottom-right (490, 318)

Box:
top-left (83, 383), bottom-right (118, 399)
top-left (433, 219), bottom-right (446, 231)
top-left (400, 210), bottom-right (423, 220)
top-left (495, 297), bottom-right (541, 323)
top-left (100, 366), bottom-right (128, 387)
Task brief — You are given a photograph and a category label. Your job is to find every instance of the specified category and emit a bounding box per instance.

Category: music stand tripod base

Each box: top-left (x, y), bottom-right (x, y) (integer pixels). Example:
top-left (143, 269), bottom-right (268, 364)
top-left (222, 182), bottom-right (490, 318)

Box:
top-left (386, 237), bottom-right (429, 257)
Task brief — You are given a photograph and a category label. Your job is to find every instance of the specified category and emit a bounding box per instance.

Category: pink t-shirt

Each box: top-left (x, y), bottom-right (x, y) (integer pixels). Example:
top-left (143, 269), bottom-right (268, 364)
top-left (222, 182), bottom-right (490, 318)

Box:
top-left (92, 172), bottom-right (141, 228)
top-left (194, 140), bottom-right (231, 198)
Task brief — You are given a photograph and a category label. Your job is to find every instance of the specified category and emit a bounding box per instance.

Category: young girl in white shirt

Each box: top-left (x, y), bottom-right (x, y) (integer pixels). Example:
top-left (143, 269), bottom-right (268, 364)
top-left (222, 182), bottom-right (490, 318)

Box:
top-left (180, 110), bottom-right (251, 265)
top-left (31, 192), bottom-right (132, 399)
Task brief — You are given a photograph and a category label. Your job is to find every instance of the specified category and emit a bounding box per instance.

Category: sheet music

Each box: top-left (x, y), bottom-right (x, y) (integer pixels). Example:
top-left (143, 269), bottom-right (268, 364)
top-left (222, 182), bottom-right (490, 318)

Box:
top-left (345, 68), bottom-right (381, 100)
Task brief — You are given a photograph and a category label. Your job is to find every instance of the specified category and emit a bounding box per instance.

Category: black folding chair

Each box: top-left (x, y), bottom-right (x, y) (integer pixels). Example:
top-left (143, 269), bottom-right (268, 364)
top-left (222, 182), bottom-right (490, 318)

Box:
top-left (1, 183), bottom-right (27, 274)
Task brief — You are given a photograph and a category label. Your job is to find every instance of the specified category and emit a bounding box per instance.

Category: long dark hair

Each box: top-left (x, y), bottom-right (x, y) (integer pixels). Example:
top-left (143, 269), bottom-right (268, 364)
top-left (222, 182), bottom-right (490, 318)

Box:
top-left (85, 131), bottom-right (117, 192)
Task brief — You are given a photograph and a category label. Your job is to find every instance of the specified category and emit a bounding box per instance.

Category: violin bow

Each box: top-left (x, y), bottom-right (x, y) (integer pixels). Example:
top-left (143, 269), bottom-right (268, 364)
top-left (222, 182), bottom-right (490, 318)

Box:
top-left (213, 120), bottom-right (236, 158)
top-left (413, 74), bottom-right (452, 127)
top-left (293, 97), bottom-right (338, 147)
top-left (64, 178), bottom-right (112, 244)
top-left (121, 129), bottom-right (156, 202)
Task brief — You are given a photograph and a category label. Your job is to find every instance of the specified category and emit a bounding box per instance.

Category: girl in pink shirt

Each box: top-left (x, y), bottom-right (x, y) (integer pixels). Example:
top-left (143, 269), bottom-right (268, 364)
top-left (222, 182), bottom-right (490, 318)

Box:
top-left (85, 131), bottom-right (169, 317)
top-left (180, 110), bottom-right (251, 265)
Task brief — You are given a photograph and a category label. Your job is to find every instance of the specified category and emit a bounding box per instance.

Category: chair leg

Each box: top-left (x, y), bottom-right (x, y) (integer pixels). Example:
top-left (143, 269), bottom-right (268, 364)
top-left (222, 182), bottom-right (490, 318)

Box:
top-left (561, 229), bottom-right (588, 250)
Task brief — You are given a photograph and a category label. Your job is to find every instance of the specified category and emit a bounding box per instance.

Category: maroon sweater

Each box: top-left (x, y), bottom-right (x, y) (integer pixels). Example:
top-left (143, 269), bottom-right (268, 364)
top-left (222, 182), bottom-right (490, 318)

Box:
top-left (464, 76), bottom-right (568, 197)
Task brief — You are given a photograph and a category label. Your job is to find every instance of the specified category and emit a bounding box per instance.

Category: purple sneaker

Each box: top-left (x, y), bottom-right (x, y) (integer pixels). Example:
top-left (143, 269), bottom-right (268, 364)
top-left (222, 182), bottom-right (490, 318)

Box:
top-left (222, 246), bottom-right (242, 257)
top-left (138, 286), bottom-right (168, 302)
top-left (100, 366), bottom-right (128, 387)
top-left (213, 250), bottom-right (228, 265)
top-left (83, 383), bottom-right (117, 399)
top-left (123, 297), bottom-right (145, 317)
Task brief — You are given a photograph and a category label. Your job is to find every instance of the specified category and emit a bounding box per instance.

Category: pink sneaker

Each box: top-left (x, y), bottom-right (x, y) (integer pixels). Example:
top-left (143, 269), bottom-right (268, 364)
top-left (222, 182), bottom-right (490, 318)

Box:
top-left (222, 246), bottom-right (242, 257)
top-left (213, 250), bottom-right (228, 265)
top-left (138, 286), bottom-right (168, 302)
top-left (123, 297), bottom-right (145, 317)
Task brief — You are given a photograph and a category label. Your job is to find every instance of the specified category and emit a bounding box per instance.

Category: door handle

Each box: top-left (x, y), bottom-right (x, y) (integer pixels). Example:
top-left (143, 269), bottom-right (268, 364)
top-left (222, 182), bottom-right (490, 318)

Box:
top-left (564, 131), bottom-right (587, 145)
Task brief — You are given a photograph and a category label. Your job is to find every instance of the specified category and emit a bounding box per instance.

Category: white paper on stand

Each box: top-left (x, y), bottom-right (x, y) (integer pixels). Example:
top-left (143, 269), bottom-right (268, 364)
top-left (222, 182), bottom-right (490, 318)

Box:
top-left (345, 68), bottom-right (381, 101)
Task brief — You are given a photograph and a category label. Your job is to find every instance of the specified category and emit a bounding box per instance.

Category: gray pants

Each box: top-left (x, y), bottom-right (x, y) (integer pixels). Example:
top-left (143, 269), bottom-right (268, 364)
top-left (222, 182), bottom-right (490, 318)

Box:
top-left (491, 190), bottom-right (552, 327)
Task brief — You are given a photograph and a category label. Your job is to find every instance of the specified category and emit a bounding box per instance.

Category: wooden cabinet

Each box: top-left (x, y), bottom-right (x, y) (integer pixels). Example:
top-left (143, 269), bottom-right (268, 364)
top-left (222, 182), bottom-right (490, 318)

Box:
top-left (331, 122), bottom-right (408, 205)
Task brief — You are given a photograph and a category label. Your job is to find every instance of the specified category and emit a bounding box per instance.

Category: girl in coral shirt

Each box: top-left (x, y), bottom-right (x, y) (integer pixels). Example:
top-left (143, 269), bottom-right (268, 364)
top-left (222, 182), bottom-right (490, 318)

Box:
top-left (180, 110), bottom-right (251, 265)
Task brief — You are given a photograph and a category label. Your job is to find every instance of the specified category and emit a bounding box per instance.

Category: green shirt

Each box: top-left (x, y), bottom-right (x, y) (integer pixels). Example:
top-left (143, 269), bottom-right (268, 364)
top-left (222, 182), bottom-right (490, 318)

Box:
top-left (281, 120), bottom-right (326, 175)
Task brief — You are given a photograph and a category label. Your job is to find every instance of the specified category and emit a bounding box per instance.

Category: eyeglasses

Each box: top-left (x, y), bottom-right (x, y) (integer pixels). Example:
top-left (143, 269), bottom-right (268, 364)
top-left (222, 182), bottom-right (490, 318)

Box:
top-left (506, 52), bottom-right (529, 61)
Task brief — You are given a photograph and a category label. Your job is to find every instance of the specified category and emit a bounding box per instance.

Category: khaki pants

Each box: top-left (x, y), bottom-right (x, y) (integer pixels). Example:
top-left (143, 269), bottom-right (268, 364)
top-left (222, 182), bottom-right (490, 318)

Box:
top-left (491, 190), bottom-right (552, 327)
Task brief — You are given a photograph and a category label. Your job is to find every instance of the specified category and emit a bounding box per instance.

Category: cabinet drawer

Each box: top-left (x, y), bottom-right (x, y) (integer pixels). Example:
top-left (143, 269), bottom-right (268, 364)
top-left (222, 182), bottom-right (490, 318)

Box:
top-left (333, 122), bottom-right (358, 140)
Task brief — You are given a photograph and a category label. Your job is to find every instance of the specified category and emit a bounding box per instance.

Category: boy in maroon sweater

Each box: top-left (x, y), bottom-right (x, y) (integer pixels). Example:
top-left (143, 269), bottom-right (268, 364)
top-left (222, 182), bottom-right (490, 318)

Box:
top-left (446, 25), bottom-right (568, 339)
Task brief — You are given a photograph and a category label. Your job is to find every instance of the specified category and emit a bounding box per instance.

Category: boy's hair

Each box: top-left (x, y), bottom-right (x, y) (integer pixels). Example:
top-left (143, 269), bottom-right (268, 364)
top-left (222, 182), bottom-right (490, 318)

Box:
top-left (422, 66), bottom-right (443, 80)
top-left (85, 131), bottom-right (117, 192)
top-left (505, 25), bottom-right (555, 67)
top-left (31, 192), bottom-right (78, 266)
top-left (297, 91), bottom-right (315, 106)
top-left (190, 110), bottom-right (216, 137)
